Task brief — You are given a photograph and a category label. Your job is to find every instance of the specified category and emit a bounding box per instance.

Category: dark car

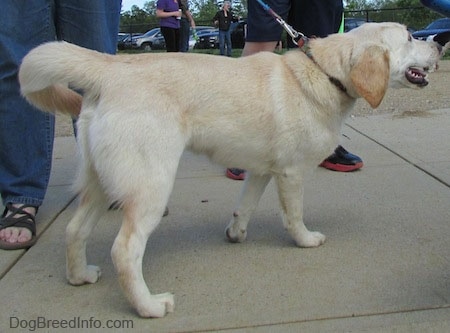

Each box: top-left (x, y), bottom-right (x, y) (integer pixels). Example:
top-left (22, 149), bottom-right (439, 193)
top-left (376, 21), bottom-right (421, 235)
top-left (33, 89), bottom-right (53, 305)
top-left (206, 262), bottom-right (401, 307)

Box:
top-left (194, 20), bottom-right (246, 50)
top-left (412, 18), bottom-right (450, 40)
top-left (194, 29), bottom-right (219, 49)
top-left (344, 18), bottom-right (367, 32)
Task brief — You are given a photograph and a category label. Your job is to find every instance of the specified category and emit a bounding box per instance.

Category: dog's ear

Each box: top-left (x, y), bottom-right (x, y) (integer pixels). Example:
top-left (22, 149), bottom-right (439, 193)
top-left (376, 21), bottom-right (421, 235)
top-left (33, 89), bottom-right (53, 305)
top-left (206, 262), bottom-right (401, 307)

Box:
top-left (433, 31), bottom-right (450, 53)
top-left (350, 44), bottom-right (390, 108)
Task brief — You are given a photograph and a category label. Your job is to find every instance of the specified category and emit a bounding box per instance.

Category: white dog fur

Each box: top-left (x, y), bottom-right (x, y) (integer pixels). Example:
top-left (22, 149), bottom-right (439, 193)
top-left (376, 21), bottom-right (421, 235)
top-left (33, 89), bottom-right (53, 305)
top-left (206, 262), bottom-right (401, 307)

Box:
top-left (19, 23), bottom-right (447, 317)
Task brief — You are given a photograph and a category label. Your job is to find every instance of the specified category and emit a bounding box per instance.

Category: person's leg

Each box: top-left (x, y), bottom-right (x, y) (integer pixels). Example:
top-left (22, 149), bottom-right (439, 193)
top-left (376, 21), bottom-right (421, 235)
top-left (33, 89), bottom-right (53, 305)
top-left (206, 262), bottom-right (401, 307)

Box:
top-left (179, 17), bottom-right (190, 52)
top-left (161, 26), bottom-right (179, 52)
top-left (288, 0), bottom-right (343, 38)
top-left (55, 0), bottom-right (121, 54)
top-left (241, 42), bottom-right (279, 56)
top-left (243, 0), bottom-right (290, 55)
top-left (0, 0), bottom-right (57, 248)
top-left (225, 30), bottom-right (232, 56)
top-left (225, 0), bottom-right (289, 180)
top-left (219, 30), bottom-right (226, 55)
top-left (173, 28), bottom-right (180, 52)
top-left (56, 0), bottom-right (121, 137)
top-left (288, 0), bottom-right (363, 172)
top-left (245, 0), bottom-right (289, 44)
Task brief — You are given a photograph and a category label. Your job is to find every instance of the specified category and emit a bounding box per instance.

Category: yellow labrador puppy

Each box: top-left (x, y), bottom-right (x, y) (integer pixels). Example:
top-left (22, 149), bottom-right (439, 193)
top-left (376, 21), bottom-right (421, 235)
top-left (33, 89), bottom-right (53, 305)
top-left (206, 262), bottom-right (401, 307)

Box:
top-left (19, 23), bottom-right (448, 317)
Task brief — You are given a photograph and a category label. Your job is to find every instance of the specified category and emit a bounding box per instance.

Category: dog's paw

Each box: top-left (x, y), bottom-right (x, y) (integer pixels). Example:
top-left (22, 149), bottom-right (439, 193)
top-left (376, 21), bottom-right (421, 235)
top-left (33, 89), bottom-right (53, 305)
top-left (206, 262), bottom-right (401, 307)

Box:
top-left (67, 265), bottom-right (101, 285)
top-left (225, 225), bottom-right (247, 243)
top-left (295, 231), bottom-right (326, 248)
top-left (136, 293), bottom-right (175, 318)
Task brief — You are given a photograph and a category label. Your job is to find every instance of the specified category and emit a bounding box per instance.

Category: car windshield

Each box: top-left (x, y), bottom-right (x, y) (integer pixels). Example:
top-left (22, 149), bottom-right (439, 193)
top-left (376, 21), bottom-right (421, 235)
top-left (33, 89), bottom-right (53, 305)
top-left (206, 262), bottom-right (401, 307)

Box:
top-left (142, 28), bottom-right (160, 37)
top-left (426, 19), bottom-right (450, 30)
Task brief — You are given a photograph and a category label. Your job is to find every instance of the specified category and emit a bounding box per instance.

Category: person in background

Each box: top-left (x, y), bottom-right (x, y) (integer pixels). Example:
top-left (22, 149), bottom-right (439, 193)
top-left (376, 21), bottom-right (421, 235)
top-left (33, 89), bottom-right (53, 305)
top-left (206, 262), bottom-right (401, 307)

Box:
top-left (179, 0), bottom-right (196, 52)
top-left (213, 1), bottom-right (237, 56)
top-left (0, 0), bottom-right (121, 250)
top-left (225, 0), bottom-right (363, 181)
top-left (156, 0), bottom-right (182, 52)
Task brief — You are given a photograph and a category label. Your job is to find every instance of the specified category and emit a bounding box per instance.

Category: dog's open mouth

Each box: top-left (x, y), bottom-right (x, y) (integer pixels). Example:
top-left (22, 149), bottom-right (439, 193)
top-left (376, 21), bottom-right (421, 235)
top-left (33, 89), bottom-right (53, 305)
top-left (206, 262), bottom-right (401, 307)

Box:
top-left (405, 67), bottom-right (429, 87)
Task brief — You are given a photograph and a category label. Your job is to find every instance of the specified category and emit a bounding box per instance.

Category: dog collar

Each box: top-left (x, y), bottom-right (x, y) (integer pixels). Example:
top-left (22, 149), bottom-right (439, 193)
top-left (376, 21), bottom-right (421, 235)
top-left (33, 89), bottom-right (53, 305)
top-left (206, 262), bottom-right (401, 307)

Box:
top-left (300, 38), bottom-right (348, 95)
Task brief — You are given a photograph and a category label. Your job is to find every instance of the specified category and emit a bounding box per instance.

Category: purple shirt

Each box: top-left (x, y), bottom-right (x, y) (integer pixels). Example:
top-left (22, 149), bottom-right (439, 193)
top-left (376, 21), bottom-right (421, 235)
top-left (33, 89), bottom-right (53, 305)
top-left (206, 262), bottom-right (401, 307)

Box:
top-left (157, 0), bottom-right (180, 29)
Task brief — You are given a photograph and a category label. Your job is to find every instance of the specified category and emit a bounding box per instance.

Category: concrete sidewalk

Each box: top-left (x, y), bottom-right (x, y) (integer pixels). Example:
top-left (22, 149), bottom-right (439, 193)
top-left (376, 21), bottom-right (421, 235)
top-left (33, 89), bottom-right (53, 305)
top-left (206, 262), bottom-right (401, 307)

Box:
top-left (1, 110), bottom-right (449, 332)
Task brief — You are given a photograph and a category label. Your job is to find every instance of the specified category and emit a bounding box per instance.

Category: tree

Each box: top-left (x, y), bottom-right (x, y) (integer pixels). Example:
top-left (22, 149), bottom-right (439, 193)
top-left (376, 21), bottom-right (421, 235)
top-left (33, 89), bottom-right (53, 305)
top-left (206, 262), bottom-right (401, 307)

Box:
top-left (120, 2), bottom-right (158, 33)
top-left (190, 0), bottom-right (219, 25)
top-left (345, 0), bottom-right (442, 29)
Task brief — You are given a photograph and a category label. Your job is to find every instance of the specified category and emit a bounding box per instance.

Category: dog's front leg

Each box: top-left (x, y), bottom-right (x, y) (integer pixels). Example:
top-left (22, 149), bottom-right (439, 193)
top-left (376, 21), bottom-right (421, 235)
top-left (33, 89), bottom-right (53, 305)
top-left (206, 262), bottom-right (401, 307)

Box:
top-left (226, 173), bottom-right (271, 243)
top-left (274, 170), bottom-right (326, 247)
top-left (111, 204), bottom-right (174, 318)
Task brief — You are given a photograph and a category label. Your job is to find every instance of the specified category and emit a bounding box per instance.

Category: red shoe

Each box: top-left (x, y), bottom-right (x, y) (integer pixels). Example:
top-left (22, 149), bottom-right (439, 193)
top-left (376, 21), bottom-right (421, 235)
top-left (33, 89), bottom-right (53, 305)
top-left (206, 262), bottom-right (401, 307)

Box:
top-left (319, 146), bottom-right (363, 172)
top-left (226, 168), bottom-right (246, 180)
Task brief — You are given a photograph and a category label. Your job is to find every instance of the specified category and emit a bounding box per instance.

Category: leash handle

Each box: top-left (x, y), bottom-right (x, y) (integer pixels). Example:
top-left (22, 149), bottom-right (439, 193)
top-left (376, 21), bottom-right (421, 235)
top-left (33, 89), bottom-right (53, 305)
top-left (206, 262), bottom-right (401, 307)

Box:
top-left (256, 0), bottom-right (306, 47)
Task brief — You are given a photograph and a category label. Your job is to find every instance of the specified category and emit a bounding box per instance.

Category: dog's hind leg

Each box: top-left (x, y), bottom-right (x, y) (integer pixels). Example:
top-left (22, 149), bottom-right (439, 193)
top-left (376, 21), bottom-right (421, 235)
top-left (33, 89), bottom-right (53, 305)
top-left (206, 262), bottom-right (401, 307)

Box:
top-left (274, 170), bottom-right (326, 248)
top-left (111, 195), bottom-right (175, 317)
top-left (226, 173), bottom-right (271, 243)
top-left (110, 160), bottom-right (180, 318)
top-left (66, 169), bottom-right (109, 285)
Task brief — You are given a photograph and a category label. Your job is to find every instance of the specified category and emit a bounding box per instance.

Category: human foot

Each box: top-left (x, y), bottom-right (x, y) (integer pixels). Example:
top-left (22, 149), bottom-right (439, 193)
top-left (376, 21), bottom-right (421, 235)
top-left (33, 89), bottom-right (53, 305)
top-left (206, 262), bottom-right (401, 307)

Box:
top-left (0, 203), bottom-right (37, 250)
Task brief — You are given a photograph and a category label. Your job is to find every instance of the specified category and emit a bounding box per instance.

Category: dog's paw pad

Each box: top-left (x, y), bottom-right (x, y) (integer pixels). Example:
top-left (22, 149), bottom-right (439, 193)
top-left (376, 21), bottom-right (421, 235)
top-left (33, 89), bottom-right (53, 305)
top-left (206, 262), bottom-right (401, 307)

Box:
top-left (68, 265), bottom-right (101, 285)
top-left (296, 231), bottom-right (326, 248)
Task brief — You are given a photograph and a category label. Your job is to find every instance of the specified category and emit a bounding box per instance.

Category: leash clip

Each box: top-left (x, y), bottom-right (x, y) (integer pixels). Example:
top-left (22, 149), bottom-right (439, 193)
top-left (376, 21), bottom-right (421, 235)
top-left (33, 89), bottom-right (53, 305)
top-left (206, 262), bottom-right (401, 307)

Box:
top-left (276, 18), bottom-right (306, 47)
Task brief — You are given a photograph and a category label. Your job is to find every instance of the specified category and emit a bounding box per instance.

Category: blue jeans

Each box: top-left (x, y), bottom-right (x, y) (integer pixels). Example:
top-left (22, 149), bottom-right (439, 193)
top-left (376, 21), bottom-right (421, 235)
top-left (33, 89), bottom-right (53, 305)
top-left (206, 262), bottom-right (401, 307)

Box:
top-left (0, 0), bottom-right (121, 207)
top-left (218, 29), bottom-right (232, 56)
top-left (179, 17), bottom-right (190, 52)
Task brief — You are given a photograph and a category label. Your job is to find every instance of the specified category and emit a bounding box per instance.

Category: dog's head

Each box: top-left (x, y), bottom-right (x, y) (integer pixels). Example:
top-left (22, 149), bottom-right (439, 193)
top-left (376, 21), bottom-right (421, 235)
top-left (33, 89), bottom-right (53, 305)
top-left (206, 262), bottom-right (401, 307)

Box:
top-left (313, 22), bottom-right (449, 108)
top-left (348, 22), bottom-right (449, 107)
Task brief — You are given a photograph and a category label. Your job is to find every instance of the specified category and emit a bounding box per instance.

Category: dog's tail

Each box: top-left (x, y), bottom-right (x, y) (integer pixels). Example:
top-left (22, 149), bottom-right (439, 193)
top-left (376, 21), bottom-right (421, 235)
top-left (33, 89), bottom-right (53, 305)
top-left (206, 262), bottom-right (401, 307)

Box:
top-left (19, 41), bottom-right (110, 117)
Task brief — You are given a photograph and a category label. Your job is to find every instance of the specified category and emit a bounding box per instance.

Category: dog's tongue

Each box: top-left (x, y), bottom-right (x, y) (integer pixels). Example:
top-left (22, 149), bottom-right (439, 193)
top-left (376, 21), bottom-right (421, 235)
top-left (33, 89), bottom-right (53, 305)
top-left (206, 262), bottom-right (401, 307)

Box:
top-left (406, 67), bottom-right (428, 86)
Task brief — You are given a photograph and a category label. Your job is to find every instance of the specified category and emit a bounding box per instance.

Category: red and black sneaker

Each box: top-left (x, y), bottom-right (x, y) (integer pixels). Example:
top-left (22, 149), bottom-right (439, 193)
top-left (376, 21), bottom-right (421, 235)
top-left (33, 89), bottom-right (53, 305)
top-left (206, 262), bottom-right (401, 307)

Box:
top-left (319, 145), bottom-right (363, 172)
top-left (226, 168), bottom-right (246, 180)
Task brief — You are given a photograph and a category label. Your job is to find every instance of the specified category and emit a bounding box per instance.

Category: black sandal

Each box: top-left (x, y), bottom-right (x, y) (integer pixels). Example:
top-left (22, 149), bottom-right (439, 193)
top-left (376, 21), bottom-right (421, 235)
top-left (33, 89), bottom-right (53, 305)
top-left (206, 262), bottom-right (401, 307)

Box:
top-left (0, 203), bottom-right (38, 250)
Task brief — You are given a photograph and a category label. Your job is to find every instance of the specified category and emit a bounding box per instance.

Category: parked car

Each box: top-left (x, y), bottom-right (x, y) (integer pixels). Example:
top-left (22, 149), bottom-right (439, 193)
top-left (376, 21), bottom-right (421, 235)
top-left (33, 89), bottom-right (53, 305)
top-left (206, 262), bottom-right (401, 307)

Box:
top-left (412, 18), bottom-right (450, 40)
top-left (118, 33), bottom-right (128, 42)
top-left (151, 33), bottom-right (167, 50)
top-left (131, 28), bottom-right (161, 51)
top-left (193, 29), bottom-right (219, 49)
top-left (344, 18), bottom-right (367, 32)
top-left (193, 21), bottom-right (247, 50)
top-left (117, 33), bottom-right (141, 50)
top-left (188, 26), bottom-right (217, 50)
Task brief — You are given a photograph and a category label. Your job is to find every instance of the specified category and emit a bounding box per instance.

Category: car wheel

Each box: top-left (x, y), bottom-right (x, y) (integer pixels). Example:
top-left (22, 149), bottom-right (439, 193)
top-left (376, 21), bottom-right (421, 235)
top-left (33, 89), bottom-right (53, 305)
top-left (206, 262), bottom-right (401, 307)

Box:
top-left (141, 43), bottom-right (152, 52)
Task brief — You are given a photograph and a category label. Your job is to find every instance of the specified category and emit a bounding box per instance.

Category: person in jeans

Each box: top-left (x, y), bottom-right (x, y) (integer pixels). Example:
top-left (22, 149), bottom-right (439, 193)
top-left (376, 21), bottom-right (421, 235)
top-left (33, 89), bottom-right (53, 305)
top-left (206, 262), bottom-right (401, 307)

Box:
top-left (156, 0), bottom-right (182, 52)
top-left (179, 0), bottom-right (196, 52)
top-left (0, 0), bottom-right (121, 250)
top-left (213, 1), bottom-right (237, 56)
top-left (226, 0), bottom-right (363, 181)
